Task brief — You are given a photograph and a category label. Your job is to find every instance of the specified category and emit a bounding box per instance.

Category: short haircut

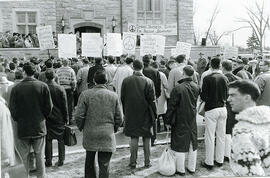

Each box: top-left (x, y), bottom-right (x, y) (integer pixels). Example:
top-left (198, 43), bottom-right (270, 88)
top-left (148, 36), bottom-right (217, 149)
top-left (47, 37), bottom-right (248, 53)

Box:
top-left (45, 60), bottom-right (53, 68)
top-left (82, 58), bottom-right (89, 64)
top-left (45, 69), bottom-right (55, 80)
top-left (62, 59), bottom-right (69, 65)
top-left (133, 60), bottom-right (143, 71)
top-left (95, 57), bottom-right (103, 65)
top-left (175, 55), bottom-right (186, 63)
top-left (229, 80), bottom-right (260, 101)
top-left (183, 65), bottom-right (194, 76)
top-left (12, 57), bottom-right (18, 64)
top-left (142, 55), bottom-right (151, 65)
top-left (222, 60), bottom-right (233, 71)
top-left (160, 59), bottom-right (166, 66)
top-left (9, 62), bottom-right (15, 70)
top-left (107, 56), bottom-right (115, 64)
top-left (23, 62), bottom-right (36, 76)
top-left (94, 69), bottom-right (107, 84)
top-left (125, 57), bottom-right (134, 64)
top-left (15, 69), bottom-right (23, 80)
top-left (242, 58), bottom-right (249, 65)
top-left (210, 57), bottom-right (221, 69)
top-left (150, 61), bottom-right (159, 69)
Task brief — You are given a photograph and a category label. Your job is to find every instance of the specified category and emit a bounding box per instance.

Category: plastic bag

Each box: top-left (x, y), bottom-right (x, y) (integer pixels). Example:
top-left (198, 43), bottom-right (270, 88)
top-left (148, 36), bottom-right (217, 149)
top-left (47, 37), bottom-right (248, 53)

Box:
top-left (158, 147), bottom-right (176, 176)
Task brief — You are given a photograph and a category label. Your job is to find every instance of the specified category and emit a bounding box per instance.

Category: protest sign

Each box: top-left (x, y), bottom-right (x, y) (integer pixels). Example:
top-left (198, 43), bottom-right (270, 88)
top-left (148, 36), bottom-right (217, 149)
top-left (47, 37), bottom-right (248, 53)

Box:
top-left (81, 33), bottom-right (102, 57)
top-left (58, 34), bottom-right (76, 58)
top-left (122, 32), bottom-right (137, 55)
top-left (140, 35), bottom-right (166, 56)
top-left (128, 23), bottom-right (177, 36)
top-left (36, 25), bottom-right (55, 50)
top-left (107, 33), bottom-right (122, 56)
top-left (103, 34), bottom-right (107, 56)
top-left (176, 42), bottom-right (192, 59)
top-left (155, 35), bottom-right (166, 55)
top-left (171, 48), bottom-right (177, 57)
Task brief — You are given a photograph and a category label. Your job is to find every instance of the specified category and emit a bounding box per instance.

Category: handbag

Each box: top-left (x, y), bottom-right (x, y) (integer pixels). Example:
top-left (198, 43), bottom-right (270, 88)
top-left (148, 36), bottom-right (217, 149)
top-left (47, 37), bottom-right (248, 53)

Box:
top-left (158, 132), bottom-right (176, 176)
top-left (64, 125), bottom-right (77, 146)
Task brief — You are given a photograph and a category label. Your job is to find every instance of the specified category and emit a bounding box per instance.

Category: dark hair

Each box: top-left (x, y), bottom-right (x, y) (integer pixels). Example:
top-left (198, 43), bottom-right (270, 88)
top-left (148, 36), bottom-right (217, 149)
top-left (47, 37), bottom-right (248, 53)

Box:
top-left (210, 57), bottom-right (221, 69)
top-left (45, 60), bottom-right (53, 68)
top-left (95, 57), bottom-right (103, 65)
top-left (107, 56), bottom-right (115, 64)
top-left (183, 65), bottom-right (194, 76)
top-left (125, 57), bottom-right (134, 64)
top-left (142, 55), bottom-right (151, 65)
top-left (160, 60), bottom-right (166, 66)
top-left (222, 60), bottom-right (233, 71)
top-left (9, 62), bottom-right (15, 70)
top-left (229, 80), bottom-right (260, 101)
top-left (45, 69), bottom-right (55, 80)
top-left (242, 58), bottom-right (249, 65)
top-left (23, 62), bottom-right (36, 76)
top-left (150, 61), bottom-right (159, 69)
top-left (175, 55), bottom-right (185, 63)
top-left (12, 57), bottom-right (18, 64)
top-left (15, 69), bottom-right (23, 80)
top-left (133, 60), bottom-right (143, 71)
top-left (94, 69), bottom-right (107, 84)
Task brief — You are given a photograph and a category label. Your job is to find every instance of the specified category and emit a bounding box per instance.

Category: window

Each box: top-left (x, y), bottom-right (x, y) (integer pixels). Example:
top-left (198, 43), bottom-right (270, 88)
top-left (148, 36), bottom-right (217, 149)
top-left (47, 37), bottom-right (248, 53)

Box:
top-left (16, 11), bottom-right (37, 34)
top-left (137, 0), bottom-right (162, 24)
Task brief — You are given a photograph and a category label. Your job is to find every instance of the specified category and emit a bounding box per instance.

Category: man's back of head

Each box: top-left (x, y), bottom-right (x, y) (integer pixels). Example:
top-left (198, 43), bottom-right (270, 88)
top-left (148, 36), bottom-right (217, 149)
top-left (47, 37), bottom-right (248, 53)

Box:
top-left (62, 59), bottom-right (69, 66)
top-left (142, 55), bottom-right (151, 67)
top-left (23, 62), bottom-right (36, 76)
top-left (175, 55), bottom-right (186, 64)
top-left (222, 60), bottom-right (233, 72)
top-left (125, 57), bottom-right (134, 65)
top-left (45, 69), bottom-right (55, 81)
top-left (107, 56), bottom-right (115, 64)
top-left (183, 65), bottom-right (194, 77)
top-left (210, 57), bottom-right (221, 70)
top-left (133, 60), bottom-right (143, 71)
top-left (95, 57), bottom-right (103, 65)
top-left (94, 70), bottom-right (107, 84)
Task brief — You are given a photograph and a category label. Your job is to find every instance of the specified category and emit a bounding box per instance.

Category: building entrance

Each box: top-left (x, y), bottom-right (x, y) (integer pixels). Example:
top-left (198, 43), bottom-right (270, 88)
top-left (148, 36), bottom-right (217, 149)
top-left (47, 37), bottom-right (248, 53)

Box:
top-left (74, 26), bottom-right (101, 37)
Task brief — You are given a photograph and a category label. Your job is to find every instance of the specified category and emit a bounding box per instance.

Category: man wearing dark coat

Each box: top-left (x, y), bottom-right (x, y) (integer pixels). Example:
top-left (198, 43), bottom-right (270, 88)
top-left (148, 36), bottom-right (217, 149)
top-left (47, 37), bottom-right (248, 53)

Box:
top-left (121, 60), bottom-right (157, 169)
top-left (87, 57), bottom-right (104, 88)
top-left (44, 69), bottom-right (68, 167)
top-left (165, 65), bottom-right (200, 175)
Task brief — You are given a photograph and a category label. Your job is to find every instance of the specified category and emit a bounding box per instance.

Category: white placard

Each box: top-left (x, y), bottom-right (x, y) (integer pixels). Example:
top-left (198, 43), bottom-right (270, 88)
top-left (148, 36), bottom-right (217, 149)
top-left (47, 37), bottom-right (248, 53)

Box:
top-left (128, 23), bottom-right (177, 36)
top-left (103, 34), bottom-right (107, 56)
top-left (176, 42), bottom-right (192, 59)
top-left (140, 35), bottom-right (166, 56)
top-left (81, 33), bottom-right (102, 57)
top-left (171, 48), bottom-right (177, 57)
top-left (36, 25), bottom-right (55, 50)
top-left (58, 34), bottom-right (76, 58)
top-left (107, 33), bottom-right (122, 56)
top-left (122, 32), bottom-right (137, 55)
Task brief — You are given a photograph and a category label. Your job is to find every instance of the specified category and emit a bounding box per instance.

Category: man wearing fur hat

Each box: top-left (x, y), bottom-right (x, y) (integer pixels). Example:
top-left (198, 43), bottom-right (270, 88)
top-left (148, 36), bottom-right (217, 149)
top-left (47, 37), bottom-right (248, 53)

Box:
top-left (228, 80), bottom-right (270, 176)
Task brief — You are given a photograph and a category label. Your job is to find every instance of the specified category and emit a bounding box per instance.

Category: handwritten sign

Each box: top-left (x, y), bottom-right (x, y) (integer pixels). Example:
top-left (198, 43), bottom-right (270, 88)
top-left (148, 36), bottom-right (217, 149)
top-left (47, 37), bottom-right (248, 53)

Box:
top-left (176, 42), bottom-right (192, 59)
top-left (128, 23), bottom-right (177, 36)
top-left (122, 32), bottom-right (137, 55)
top-left (140, 35), bottom-right (166, 56)
top-left (155, 35), bottom-right (166, 55)
top-left (81, 33), bottom-right (102, 57)
top-left (36, 25), bottom-right (55, 50)
top-left (171, 48), bottom-right (177, 57)
top-left (107, 33), bottom-right (122, 56)
top-left (58, 34), bottom-right (76, 58)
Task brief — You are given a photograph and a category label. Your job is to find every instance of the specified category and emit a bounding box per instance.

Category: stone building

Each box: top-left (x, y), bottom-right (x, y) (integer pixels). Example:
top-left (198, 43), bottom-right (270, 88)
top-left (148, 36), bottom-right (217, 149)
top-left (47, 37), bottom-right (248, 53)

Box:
top-left (0, 0), bottom-right (193, 46)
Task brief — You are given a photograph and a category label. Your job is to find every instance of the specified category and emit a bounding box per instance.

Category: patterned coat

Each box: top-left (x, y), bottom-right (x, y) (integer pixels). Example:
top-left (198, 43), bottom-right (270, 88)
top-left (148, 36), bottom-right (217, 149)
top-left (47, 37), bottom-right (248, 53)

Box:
top-left (231, 106), bottom-right (270, 176)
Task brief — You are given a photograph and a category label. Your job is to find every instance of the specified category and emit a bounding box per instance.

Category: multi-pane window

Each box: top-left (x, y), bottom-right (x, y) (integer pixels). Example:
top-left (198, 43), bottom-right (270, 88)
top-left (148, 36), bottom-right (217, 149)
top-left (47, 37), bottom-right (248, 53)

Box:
top-left (137, 0), bottom-right (162, 24)
top-left (16, 11), bottom-right (37, 34)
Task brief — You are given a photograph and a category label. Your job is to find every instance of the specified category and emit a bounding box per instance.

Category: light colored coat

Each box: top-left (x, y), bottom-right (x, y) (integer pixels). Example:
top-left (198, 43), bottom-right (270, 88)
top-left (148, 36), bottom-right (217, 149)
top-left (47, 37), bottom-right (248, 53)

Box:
top-left (76, 65), bottom-right (89, 94)
top-left (157, 71), bottom-right (168, 115)
top-left (231, 106), bottom-right (270, 176)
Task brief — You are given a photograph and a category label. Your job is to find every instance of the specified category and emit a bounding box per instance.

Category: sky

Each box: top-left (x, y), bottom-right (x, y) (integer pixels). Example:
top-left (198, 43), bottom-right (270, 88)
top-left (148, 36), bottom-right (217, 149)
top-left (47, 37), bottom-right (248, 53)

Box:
top-left (193, 0), bottom-right (270, 48)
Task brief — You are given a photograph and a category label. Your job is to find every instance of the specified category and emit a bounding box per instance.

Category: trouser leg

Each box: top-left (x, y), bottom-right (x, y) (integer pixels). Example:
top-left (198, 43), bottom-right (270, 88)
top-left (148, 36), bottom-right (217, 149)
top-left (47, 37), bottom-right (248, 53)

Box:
top-left (45, 136), bottom-right (52, 163)
top-left (17, 138), bottom-right (31, 177)
top-left (143, 137), bottom-right (151, 166)
top-left (224, 134), bottom-right (232, 159)
top-left (175, 152), bottom-right (186, 173)
top-left (65, 89), bottom-right (74, 124)
top-left (215, 107), bottom-right (227, 164)
top-left (151, 120), bottom-right (157, 144)
top-left (58, 137), bottom-right (65, 162)
top-left (129, 137), bottom-right (139, 166)
top-left (204, 109), bottom-right (217, 165)
top-left (187, 143), bottom-right (197, 172)
top-left (85, 151), bottom-right (96, 178)
top-left (98, 152), bottom-right (112, 178)
top-left (32, 137), bottom-right (46, 178)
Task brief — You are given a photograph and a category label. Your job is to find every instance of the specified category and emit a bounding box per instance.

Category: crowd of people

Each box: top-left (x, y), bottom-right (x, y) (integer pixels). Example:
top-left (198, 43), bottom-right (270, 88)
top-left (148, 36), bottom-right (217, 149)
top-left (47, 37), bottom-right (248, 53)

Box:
top-left (1, 52), bottom-right (270, 178)
top-left (0, 31), bottom-right (58, 48)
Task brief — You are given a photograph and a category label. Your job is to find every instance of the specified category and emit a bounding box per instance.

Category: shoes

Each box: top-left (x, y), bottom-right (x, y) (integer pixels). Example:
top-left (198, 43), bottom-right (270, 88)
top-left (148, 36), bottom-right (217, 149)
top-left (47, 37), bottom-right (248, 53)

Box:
top-left (186, 168), bottom-right (195, 175)
top-left (175, 171), bottom-right (185, 176)
top-left (224, 156), bottom-right (230, 162)
top-left (45, 161), bottom-right (52, 167)
top-left (55, 161), bottom-right (64, 167)
top-left (144, 164), bottom-right (152, 168)
top-left (201, 161), bottom-right (213, 170)
top-left (128, 164), bottom-right (136, 169)
top-left (151, 140), bottom-right (156, 146)
top-left (214, 160), bottom-right (223, 167)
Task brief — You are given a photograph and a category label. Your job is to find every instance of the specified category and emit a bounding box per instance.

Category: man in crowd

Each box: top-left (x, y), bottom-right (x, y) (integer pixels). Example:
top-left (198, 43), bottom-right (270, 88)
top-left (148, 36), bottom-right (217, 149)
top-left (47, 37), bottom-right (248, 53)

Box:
top-left (255, 59), bottom-right (270, 106)
top-left (75, 70), bottom-right (122, 178)
top-left (165, 65), bottom-right (200, 175)
top-left (9, 62), bottom-right (53, 178)
top-left (56, 58), bottom-right (76, 125)
top-left (121, 60), bottom-right (156, 169)
top-left (142, 55), bottom-right (161, 146)
top-left (221, 60), bottom-right (240, 161)
top-left (38, 60), bottom-right (59, 83)
top-left (77, 58), bottom-right (90, 97)
top-left (6, 62), bottom-right (16, 82)
top-left (232, 58), bottom-right (252, 80)
top-left (228, 80), bottom-right (270, 176)
top-left (201, 57), bottom-right (228, 169)
top-left (45, 69), bottom-right (68, 167)
top-left (87, 57), bottom-right (104, 88)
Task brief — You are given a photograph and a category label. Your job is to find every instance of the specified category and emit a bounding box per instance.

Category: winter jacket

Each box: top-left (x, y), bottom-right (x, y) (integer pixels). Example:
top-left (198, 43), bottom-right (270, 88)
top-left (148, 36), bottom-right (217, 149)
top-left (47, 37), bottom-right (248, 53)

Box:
top-left (231, 106), bottom-right (270, 176)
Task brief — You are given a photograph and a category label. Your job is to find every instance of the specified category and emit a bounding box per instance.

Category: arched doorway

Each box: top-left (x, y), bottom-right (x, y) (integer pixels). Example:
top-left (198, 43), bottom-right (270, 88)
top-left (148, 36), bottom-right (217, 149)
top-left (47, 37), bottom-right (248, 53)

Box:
top-left (73, 22), bottom-right (103, 37)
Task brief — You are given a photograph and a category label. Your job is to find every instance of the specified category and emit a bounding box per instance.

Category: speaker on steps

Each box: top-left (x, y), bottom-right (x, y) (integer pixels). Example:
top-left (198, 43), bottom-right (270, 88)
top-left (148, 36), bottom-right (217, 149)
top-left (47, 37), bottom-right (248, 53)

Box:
top-left (201, 38), bottom-right (206, 46)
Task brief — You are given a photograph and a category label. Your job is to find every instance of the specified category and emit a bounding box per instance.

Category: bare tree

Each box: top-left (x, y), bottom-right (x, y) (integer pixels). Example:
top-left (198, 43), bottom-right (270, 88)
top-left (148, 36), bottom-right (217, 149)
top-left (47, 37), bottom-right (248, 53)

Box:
top-left (205, 3), bottom-right (220, 43)
top-left (238, 1), bottom-right (270, 53)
